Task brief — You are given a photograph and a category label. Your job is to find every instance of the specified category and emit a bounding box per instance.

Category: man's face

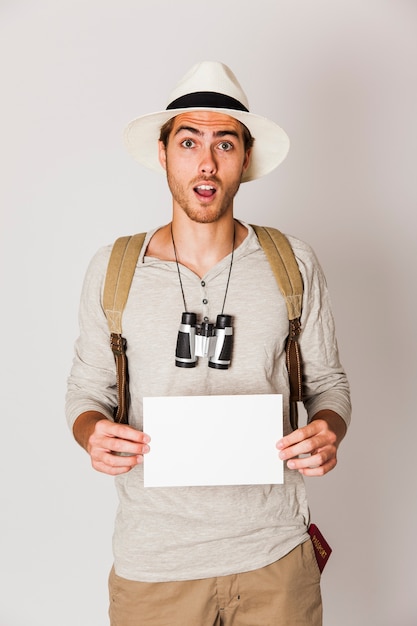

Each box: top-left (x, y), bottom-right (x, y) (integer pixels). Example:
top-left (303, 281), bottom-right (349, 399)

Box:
top-left (158, 111), bottom-right (251, 224)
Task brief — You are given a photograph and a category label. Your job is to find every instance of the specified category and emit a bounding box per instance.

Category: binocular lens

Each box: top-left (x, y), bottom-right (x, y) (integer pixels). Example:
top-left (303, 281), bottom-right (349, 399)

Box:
top-left (175, 312), bottom-right (197, 368)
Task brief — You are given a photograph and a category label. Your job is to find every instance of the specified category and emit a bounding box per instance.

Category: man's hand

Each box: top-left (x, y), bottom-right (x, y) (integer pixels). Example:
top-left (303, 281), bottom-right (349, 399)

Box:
top-left (276, 409), bottom-right (347, 476)
top-left (73, 411), bottom-right (151, 475)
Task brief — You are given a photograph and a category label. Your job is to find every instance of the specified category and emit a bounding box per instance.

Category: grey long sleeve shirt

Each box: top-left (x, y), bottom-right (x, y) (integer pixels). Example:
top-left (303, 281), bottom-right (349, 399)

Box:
top-left (66, 223), bottom-right (351, 582)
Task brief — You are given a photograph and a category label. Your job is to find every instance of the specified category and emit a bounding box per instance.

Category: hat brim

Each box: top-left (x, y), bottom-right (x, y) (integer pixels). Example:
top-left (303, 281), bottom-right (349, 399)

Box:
top-left (123, 107), bottom-right (290, 183)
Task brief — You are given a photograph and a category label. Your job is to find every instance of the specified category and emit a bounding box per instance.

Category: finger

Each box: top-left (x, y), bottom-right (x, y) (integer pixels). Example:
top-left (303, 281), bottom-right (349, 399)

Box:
top-left (92, 457), bottom-right (140, 476)
top-left (107, 437), bottom-right (150, 456)
top-left (276, 422), bottom-right (320, 451)
top-left (278, 435), bottom-right (322, 461)
top-left (91, 440), bottom-right (149, 464)
top-left (96, 420), bottom-right (151, 444)
top-left (297, 456), bottom-right (337, 477)
top-left (91, 449), bottom-right (145, 475)
top-left (287, 449), bottom-right (324, 469)
top-left (287, 449), bottom-right (337, 476)
top-left (90, 425), bottom-right (151, 457)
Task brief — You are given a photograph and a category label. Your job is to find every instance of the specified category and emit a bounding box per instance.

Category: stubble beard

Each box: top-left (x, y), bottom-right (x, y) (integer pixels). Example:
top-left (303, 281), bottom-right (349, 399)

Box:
top-left (166, 170), bottom-right (242, 224)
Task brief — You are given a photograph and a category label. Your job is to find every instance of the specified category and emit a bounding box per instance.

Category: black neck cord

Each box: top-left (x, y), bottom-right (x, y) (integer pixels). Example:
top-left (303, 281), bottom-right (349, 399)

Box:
top-left (171, 224), bottom-right (236, 314)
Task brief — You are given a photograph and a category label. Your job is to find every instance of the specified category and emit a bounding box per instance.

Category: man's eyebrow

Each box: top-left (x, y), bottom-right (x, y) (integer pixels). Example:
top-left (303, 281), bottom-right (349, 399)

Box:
top-left (174, 126), bottom-right (240, 139)
top-left (215, 129), bottom-right (240, 139)
top-left (174, 125), bottom-right (201, 137)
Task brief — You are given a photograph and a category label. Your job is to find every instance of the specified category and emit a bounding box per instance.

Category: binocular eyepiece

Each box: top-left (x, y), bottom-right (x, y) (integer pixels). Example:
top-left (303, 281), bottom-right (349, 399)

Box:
top-left (175, 312), bottom-right (233, 369)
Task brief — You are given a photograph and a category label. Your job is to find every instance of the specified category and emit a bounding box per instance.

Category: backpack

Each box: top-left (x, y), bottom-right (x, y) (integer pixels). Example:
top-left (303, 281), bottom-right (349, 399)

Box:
top-left (102, 225), bottom-right (303, 430)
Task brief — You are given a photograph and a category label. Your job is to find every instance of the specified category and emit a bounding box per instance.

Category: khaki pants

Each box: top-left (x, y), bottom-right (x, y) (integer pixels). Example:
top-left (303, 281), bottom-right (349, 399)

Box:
top-left (108, 540), bottom-right (322, 626)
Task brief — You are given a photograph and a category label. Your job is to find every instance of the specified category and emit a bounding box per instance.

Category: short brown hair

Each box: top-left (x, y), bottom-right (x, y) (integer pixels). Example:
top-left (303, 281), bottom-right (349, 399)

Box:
top-left (159, 116), bottom-right (255, 152)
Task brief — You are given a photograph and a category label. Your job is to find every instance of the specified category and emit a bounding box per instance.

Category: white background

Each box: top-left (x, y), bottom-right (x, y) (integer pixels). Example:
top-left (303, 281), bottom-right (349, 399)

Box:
top-left (0, 1), bottom-right (416, 624)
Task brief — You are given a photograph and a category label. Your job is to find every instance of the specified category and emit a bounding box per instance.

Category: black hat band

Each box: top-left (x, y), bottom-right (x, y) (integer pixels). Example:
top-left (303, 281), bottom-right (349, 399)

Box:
top-left (166, 91), bottom-right (249, 112)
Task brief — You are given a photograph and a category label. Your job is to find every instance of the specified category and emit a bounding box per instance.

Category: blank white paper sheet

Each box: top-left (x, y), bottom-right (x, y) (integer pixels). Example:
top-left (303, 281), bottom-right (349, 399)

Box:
top-left (143, 394), bottom-right (283, 487)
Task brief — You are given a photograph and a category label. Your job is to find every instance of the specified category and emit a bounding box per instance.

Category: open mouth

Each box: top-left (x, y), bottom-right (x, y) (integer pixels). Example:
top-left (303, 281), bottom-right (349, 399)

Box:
top-left (194, 184), bottom-right (216, 199)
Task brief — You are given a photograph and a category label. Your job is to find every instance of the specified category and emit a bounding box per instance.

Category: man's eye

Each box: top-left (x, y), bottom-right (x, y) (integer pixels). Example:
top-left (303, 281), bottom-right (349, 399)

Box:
top-left (219, 141), bottom-right (233, 151)
top-left (181, 139), bottom-right (195, 148)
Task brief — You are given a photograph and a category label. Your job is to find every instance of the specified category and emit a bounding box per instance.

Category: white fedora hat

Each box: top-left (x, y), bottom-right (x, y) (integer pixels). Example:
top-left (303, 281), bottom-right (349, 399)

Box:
top-left (124, 61), bottom-right (290, 183)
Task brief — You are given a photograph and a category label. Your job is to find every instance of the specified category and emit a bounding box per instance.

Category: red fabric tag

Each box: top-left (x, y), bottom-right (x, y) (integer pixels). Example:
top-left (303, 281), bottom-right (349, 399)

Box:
top-left (308, 524), bottom-right (332, 573)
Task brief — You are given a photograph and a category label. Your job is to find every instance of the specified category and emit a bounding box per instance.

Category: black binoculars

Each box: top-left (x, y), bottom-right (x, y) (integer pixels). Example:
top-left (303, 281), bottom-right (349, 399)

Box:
top-left (175, 312), bottom-right (233, 369)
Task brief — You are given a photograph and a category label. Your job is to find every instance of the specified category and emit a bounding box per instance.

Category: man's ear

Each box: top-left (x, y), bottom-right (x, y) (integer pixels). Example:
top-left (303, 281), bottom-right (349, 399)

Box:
top-left (158, 141), bottom-right (167, 170)
top-left (242, 148), bottom-right (252, 176)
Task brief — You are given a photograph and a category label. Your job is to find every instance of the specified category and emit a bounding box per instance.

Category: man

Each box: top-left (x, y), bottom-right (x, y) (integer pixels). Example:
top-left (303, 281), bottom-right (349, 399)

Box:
top-left (66, 61), bottom-right (351, 625)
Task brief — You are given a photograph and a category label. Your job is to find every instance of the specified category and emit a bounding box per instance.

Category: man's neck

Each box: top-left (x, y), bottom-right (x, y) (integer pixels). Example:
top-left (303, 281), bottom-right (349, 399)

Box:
top-left (145, 216), bottom-right (247, 278)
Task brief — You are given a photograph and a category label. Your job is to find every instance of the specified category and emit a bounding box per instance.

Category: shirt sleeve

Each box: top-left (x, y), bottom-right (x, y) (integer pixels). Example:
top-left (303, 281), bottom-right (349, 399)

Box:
top-left (289, 236), bottom-right (352, 428)
top-left (65, 245), bottom-right (118, 431)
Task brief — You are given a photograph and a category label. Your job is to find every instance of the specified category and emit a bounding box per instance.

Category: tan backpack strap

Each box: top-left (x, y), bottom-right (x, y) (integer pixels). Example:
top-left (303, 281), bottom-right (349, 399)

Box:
top-left (103, 233), bottom-right (146, 334)
top-left (251, 225), bottom-right (304, 430)
top-left (103, 233), bottom-right (146, 424)
top-left (251, 225), bottom-right (303, 320)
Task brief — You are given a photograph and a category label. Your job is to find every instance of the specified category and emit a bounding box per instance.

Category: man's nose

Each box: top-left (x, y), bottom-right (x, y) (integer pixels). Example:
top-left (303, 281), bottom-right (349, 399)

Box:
top-left (199, 146), bottom-right (217, 175)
